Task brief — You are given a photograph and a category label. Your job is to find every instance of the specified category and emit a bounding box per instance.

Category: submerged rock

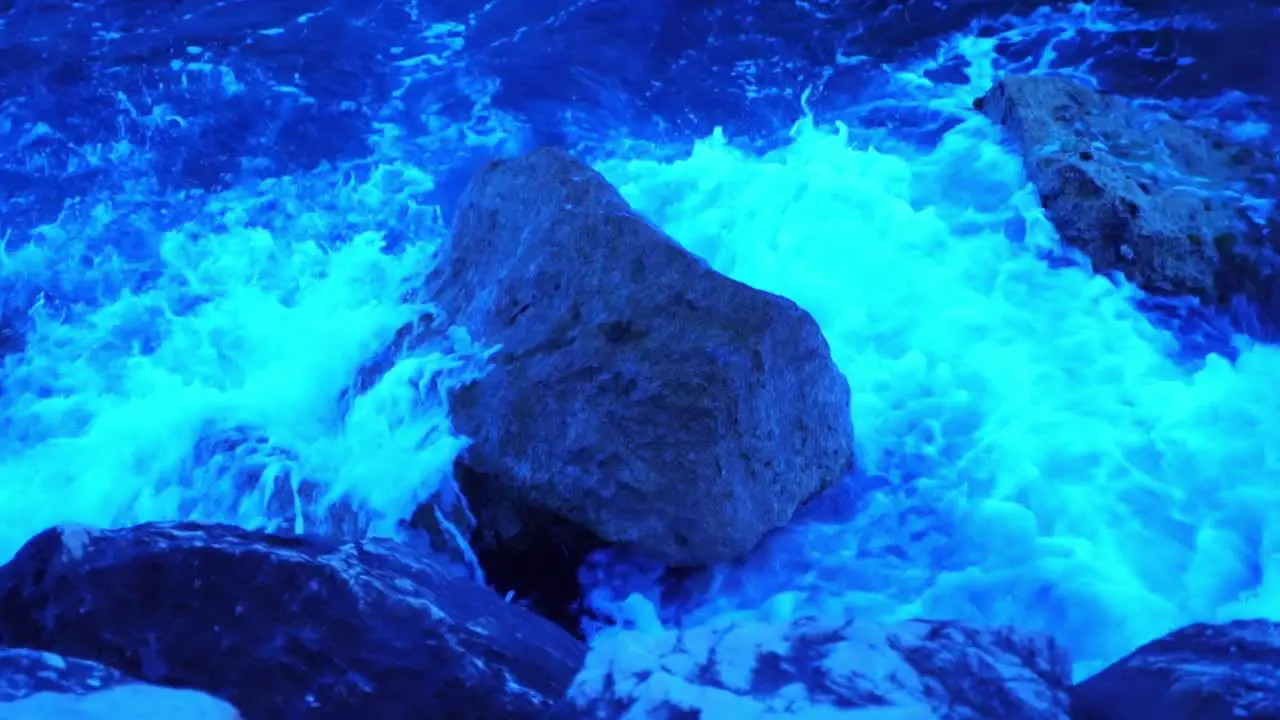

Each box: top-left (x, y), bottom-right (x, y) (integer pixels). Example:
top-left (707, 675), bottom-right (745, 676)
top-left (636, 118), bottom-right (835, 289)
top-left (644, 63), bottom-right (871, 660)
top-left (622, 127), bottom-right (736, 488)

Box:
top-left (1072, 619), bottom-right (1280, 720)
top-left (979, 74), bottom-right (1280, 336)
top-left (427, 146), bottom-right (854, 569)
top-left (0, 522), bottom-right (585, 720)
top-left (558, 612), bottom-right (1073, 719)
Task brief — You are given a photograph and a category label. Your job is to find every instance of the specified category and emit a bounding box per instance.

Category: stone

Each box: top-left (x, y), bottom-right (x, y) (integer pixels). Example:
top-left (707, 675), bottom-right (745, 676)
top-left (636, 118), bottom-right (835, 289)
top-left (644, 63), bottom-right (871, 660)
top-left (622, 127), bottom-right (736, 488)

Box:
top-left (0, 648), bottom-right (241, 720)
top-left (426, 147), bottom-right (854, 567)
top-left (0, 522), bottom-right (585, 720)
top-left (1071, 619), bottom-right (1280, 720)
top-left (558, 610), bottom-right (1072, 718)
top-left (978, 74), bottom-right (1280, 335)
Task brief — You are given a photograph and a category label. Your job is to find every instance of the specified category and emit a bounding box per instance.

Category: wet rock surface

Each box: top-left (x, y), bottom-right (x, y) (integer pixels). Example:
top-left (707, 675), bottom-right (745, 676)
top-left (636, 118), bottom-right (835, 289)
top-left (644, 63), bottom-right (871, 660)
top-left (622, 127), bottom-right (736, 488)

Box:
top-left (0, 522), bottom-right (585, 720)
top-left (425, 146), bottom-right (854, 570)
top-left (557, 614), bottom-right (1280, 719)
top-left (0, 648), bottom-right (241, 719)
top-left (1071, 619), bottom-right (1280, 720)
top-left (0, 526), bottom-right (1275, 720)
top-left (980, 74), bottom-right (1280, 335)
top-left (558, 612), bottom-right (1073, 719)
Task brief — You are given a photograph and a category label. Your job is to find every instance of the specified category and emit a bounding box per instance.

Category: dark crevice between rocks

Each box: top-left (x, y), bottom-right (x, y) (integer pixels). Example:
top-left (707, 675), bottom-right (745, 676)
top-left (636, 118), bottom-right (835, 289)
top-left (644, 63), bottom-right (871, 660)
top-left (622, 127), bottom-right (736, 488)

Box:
top-left (454, 460), bottom-right (605, 640)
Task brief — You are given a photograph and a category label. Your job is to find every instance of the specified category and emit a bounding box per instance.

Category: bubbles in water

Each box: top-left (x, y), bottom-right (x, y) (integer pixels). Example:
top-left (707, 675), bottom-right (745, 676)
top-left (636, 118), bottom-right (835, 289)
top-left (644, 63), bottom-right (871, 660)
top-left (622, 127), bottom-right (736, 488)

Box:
top-left (0, 0), bottom-right (1276, 682)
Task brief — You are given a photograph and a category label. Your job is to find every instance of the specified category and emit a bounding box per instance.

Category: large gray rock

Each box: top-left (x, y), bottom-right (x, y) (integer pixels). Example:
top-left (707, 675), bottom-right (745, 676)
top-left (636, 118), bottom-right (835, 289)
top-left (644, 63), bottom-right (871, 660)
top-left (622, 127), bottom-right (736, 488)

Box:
top-left (430, 147), bottom-right (855, 566)
top-left (0, 522), bottom-right (585, 720)
top-left (978, 74), bottom-right (1279, 333)
top-left (1072, 619), bottom-right (1280, 720)
top-left (558, 611), bottom-right (1073, 719)
top-left (0, 648), bottom-right (241, 720)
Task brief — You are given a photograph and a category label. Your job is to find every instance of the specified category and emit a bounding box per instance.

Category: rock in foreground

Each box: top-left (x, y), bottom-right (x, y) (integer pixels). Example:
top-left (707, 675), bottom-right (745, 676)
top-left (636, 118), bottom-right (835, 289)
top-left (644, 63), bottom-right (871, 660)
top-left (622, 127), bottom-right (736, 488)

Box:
top-left (1072, 619), bottom-right (1280, 720)
top-left (0, 522), bottom-right (585, 720)
top-left (558, 611), bottom-right (1072, 719)
top-left (980, 74), bottom-right (1280, 334)
top-left (430, 147), bottom-right (855, 566)
top-left (0, 648), bottom-right (241, 720)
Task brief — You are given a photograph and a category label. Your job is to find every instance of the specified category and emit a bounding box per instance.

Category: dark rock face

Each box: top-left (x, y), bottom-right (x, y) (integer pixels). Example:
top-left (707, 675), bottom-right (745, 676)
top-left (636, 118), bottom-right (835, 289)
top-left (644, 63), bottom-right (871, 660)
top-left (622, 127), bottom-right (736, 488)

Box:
top-left (427, 147), bottom-right (854, 568)
top-left (0, 648), bottom-right (241, 719)
top-left (0, 648), bottom-right (136, 703)
top-left (0, 522), bottom-right (585, 720)
top-left (1072, 620), bottom-right (1280, 720)
top-left (559, 612), bottom-right (1072, 718)
top-left (979, 74), bottom-right (1280, 335)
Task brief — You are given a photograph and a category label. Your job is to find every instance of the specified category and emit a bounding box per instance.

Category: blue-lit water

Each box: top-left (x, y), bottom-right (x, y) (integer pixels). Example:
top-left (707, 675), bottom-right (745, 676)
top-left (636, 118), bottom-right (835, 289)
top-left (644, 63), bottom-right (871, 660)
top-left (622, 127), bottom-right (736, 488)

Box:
top-left (1, 0), bottom-right (1276, 685)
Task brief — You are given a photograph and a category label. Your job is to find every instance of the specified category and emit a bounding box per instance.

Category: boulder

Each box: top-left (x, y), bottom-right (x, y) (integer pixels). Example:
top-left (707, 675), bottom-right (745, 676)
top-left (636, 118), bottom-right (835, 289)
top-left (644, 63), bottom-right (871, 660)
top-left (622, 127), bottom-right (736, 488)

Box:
top-left (427, 147), bottom-right (855, 567)
top-left (558, 611), bottom-right (1073, 718)
top-left (0, 522), bottom-right (585, 720)
top-left (978, 74), bottom-right (1280, 334)
top-left (1071, 619), bottom-right (1280, 720)
top-left (0, 648), bottom-right (241, 720)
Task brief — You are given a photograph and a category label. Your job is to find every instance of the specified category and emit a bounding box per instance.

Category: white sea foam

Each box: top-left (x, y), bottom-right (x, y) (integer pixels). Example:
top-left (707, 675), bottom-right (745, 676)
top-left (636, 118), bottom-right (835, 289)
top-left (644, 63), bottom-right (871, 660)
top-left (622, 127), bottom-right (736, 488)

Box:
top-left (0, 0), bottom-right (1273, 686)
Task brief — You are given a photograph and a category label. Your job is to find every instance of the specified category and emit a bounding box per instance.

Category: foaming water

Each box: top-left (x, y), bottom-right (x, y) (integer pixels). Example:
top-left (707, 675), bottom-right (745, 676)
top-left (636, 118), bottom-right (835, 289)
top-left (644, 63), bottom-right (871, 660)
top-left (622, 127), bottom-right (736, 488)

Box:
top-left (0, 9), bottom-right (513, 554)
top-left (577, 3), bottom-right (1280, 677)
top-left (584, 116), bottom-right (1280, 676)
top-left (0, 155), bottom-right (492, 553)
top-left (0, 0), bottom-right (1276, 683)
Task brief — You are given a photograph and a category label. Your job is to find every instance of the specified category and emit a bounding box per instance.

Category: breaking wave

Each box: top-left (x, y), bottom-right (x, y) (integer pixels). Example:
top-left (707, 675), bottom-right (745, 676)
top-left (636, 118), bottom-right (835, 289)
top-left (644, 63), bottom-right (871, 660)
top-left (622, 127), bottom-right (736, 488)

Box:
top-left (0, 0), bottom-right (1275, 678)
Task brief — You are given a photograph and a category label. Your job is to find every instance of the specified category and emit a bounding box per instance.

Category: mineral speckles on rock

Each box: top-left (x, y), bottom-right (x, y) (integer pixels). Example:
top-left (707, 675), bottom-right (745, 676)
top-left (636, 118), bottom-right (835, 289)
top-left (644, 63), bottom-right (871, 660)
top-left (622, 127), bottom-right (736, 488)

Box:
top-left (0, 522), bottom-right (585, 719)
top-left (429, 147), bottom-right (855, 567)
top-left (980, 74), bottom-right (1280, 336)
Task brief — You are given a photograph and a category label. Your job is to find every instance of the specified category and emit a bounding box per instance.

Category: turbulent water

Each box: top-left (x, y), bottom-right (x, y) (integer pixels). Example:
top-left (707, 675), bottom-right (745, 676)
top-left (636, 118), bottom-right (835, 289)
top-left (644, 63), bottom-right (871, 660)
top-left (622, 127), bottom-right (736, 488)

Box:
top-left (1, 0), bottom-right (1277, 681)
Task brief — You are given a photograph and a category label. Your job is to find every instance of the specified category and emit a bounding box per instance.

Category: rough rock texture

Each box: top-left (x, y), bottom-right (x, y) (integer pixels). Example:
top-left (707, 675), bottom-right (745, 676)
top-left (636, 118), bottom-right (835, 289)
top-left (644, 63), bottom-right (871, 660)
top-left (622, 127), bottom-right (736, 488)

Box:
top-left (979, 74), bottom-right (1280, 333)
top-left (1072, 619), bottom-right (1280, 720)
top-left (557, 612), bottom-right (1072, 719)
top-left (0, 522), bottom-right (585, 720)
top-left (428, 147), bottom-right (855, 567)
top-left (0, 648), bottom-right (241, 719)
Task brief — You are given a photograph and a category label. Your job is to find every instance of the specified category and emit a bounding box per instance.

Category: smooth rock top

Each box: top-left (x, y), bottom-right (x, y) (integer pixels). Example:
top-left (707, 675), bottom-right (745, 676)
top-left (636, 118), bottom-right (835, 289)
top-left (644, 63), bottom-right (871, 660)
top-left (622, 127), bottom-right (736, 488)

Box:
top-left (431, 147), bottom-right (855, 565)
top-left (1072, 619), bottom-right (1280, 720)
top-left (558, 612), bottom-right (1073, 719)
top-left (979, 74), bottom-right (1279, 333)
top-left (0, 522), bottom-right (585, 720)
